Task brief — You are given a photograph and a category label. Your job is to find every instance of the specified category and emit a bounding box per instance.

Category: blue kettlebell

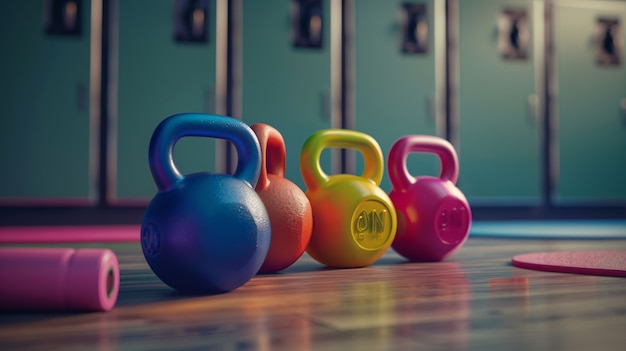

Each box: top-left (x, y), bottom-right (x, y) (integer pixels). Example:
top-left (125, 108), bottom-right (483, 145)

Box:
top-left (141, 113), bottom-right (271, 294)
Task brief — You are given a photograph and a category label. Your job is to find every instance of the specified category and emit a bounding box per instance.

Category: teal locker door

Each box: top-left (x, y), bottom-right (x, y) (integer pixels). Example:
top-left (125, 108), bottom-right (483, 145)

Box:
top-left (114, 0), bottom-right (217, 203)
top-left (354, 0), bottom-right (439, 193)
top-left (457, 0), bottom-right (542, 204)
top-left (241, 0), bottom-right (332, 191)
top-left (554, 1), bottom-right (626, 204)
top-left (0, 0), bottom-right (94, 204)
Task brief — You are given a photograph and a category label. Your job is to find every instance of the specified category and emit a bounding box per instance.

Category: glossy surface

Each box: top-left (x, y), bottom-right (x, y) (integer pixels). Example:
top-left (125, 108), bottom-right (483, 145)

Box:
top-left (388, 135), bottom-right (471, 261)
top-left (301, 129), bottom-right (397, 268)
top-left (1, 236), bottom-right (625, 350)
top-left (142, 114), bottom-right (270, 294)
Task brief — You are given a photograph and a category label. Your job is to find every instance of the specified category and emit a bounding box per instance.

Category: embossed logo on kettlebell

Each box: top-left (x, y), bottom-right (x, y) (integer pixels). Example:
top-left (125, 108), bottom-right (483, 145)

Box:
top-left (141, 223), bottom-right (160, 257)
top-left (436, 200), bottom-right (469, 245)
top-left (351, 199), bottom-right (394, 250)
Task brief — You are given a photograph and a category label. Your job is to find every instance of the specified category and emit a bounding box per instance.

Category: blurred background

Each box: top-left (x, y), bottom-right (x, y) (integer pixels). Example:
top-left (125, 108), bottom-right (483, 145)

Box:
top-left (0, 0), bottom-right (625, 225)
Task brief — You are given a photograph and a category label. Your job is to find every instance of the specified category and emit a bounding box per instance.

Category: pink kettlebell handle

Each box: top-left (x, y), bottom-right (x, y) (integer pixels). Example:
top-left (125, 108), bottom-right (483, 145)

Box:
top-left (388, 135), bottom-right (459, 190)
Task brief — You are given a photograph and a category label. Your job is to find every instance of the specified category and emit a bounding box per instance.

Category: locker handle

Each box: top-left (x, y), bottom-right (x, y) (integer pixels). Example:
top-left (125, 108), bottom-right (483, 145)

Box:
top-left (527, 93), bottom-right (539, 125)
top-left (621, 98), bottom-right (626, 126)
top-left (206, 86), bottom-right (215, 114)
top-left (321, 90), bottom-right (330, 120)
top-left (76, 82), bottom-right (87, 112)
top-left (427, 93), bottom-right (436, 123)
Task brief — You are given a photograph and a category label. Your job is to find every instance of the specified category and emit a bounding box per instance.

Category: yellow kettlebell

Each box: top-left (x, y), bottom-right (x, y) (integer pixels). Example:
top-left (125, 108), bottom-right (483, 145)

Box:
top-left (300, 129), bottom-right (397, 268)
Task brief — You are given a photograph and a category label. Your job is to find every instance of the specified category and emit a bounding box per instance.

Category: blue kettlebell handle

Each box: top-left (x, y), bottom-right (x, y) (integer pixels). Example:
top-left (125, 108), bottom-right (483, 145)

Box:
top-left (149, 113), bottom-right (261, 191)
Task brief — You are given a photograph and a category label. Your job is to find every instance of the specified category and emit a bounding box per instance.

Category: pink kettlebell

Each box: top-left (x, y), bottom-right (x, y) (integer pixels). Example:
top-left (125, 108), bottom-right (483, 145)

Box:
top-left (388, 135), bottom-right (471, 262)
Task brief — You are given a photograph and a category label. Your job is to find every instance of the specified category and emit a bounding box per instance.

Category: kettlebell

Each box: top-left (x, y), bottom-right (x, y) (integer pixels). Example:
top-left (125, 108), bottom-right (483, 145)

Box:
top-left (250, 123), bottom-right (313, 274)
top-left (141, 113), bottom-right (271, 294)
top-left (388, 135), bottom-right (471, 262)
top-left (300, 129), bottom-right (397, 268)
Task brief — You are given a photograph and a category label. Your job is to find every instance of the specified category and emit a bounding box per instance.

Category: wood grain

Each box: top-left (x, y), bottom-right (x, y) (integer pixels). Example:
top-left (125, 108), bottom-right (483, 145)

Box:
top-left (1, 237), bottom-right (625, 350)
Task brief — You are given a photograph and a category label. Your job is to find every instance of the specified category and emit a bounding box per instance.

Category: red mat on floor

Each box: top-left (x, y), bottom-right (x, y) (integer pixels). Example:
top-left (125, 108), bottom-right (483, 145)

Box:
top-left (0, 226), bottom-right (141, 244)
top-left (512, 250), bottom-right (626, 277)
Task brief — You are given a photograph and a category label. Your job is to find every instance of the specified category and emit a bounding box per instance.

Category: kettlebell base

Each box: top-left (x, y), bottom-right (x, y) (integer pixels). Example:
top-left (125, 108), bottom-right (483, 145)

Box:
top-left (142, 174), bottom-right (271, 294)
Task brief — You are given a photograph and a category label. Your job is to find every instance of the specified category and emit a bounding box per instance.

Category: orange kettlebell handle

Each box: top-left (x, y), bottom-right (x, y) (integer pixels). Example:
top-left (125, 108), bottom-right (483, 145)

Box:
top-left (300, 129), bottom-right (384, 191)
top-left (250, 123), bottom-right (286, 191)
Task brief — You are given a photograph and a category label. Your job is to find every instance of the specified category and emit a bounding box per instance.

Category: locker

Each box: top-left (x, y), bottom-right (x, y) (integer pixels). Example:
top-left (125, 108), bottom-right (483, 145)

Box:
top-left (554, 0), bottom-right (626, 204)
top-left (457, 0), bottom-right (542, 204)
top-left (0, 0), bottom-right (94, 204)
top-left (113, 0), bottom-right (218, 203)
top-left (353, 0), bottom-right (441, 192)
top-left (240, 0), bottom-right (332, 191)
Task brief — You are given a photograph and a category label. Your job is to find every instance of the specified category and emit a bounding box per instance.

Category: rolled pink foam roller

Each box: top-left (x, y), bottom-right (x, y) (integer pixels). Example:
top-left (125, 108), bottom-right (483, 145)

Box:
top-left (0, 248), bottom-right (120, 312)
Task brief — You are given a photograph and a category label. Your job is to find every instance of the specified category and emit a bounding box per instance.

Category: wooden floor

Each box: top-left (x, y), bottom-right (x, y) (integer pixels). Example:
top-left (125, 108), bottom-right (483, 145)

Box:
top-left (1, 237), bottom-right (625, 350)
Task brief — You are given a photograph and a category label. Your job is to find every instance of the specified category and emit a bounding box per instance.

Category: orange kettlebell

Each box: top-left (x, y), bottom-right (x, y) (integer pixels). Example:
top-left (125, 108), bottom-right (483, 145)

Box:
top-left (300, 129), bottom-right (397, 268)
top-left (251, 123), bottom-right (313, 273)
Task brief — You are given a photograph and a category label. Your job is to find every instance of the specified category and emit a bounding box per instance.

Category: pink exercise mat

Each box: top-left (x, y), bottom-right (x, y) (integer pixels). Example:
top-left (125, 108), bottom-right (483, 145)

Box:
top-left (0, 225), bottom-right (141, 244)
top-left (512, 250), bottom-right (626, 277)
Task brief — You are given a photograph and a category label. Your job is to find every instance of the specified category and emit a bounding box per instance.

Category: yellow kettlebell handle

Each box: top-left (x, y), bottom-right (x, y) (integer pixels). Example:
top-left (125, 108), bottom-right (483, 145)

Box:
top-left (300, 129), bottom-right (384, 191)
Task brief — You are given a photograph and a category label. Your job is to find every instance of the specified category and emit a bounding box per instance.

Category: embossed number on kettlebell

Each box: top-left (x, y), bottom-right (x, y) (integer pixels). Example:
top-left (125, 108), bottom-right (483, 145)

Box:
top-left (141, 223), bottom-right (160, 257)
top-left (388, 134), bottom-right (472, 262)
top-left (437, 205), bottom-right (469, 245)
top-left (300, 129), bottom-right (397, 267)
top-left (354, 209), bottom-right (387, 240)
top-left (141, 114), bottom-right (271, 294)
top-left (350, 199), bottom-right (394, 250)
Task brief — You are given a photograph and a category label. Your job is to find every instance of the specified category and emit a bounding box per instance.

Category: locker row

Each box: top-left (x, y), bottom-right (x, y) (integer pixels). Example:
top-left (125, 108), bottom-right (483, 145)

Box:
top-left (1, 0), bottom-right (625, 208)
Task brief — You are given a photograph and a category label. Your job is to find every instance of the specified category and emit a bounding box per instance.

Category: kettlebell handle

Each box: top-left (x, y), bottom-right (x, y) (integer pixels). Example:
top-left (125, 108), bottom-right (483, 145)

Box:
top-left (388, 135), bottom-right (459, 190)
top-left (250, 123), bottom-right (286, 191)
top-left (149, 113), bottom-right (261, 191)
top-left (301, 129), bottom-right (384, 190)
